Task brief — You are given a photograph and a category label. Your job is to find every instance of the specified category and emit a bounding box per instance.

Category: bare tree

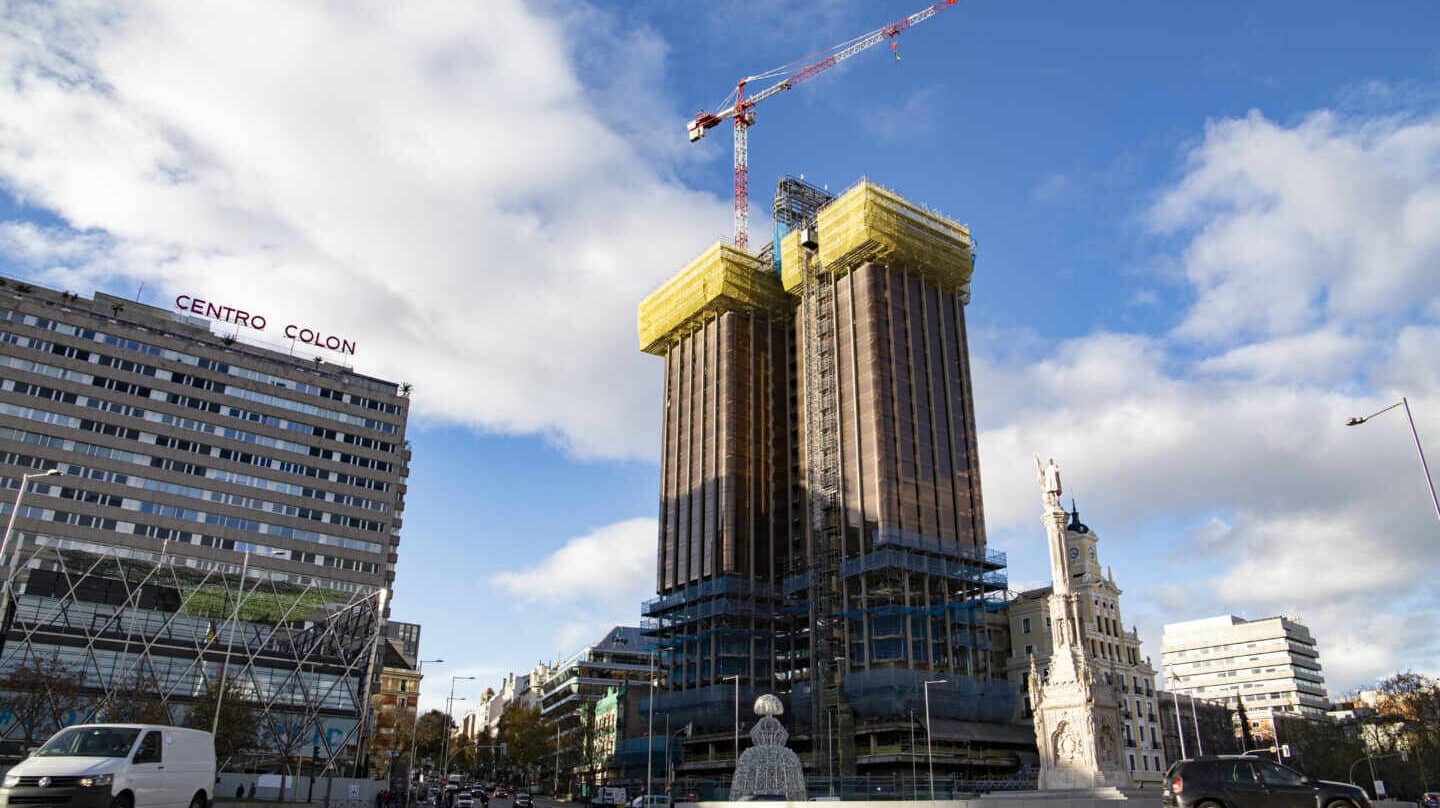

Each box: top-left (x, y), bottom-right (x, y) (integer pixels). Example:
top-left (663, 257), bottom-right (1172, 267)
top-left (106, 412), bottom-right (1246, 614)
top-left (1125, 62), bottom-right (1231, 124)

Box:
top-left (0, 653), bottom-right (86, 746)
top-left (185, 679), bottom-right (260, 767)
top-left (100, 673), bottom-right (172, 725)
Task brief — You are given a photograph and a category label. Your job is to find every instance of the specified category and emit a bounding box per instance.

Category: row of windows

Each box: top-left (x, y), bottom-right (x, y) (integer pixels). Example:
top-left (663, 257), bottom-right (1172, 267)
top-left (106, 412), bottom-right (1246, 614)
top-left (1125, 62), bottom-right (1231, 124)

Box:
top-left (0, 390), bottom-right (393, 494)
top-left (229, 363), bottom-right (401, 415)
top-left (0, 422), bottom-right (390, 519)
top-left (2, 452), bottom-right (385, 534)
top-left (3, 379), bottom-right (148, 425)
top-left (26, 532), bottom-right (373, 594)
top-left (150, 410), bottom-right (313, 455)
top-left (1168, 650), bottom-right (1318, 676)
top-left (0, 341), bottom-right (399, 470)
top-left (4, 505), bottom-right (381, 574)
top-left (166, 391), bottom-right (338, 440)
top-left (57, 310), bottom-right (401, 411)
top-left (0, 311), bottom-right (401, 433)
top-left (1128, 753), bottom-right (1165, 773)
top-left (206, 467), bottom-right (387, 512)
top-left (1167, 636), bottom-right (1313, 659)
top-left (1096, 613), bottom-right (1124, 638)
top-left (131, 524), bottom-right (379, 573)
top-left (0, 437), bottom-right (387, 555)
top-left (1089, 637), bottom-right (1138, 665)
top-left (3, 488), bottom-right (382, 555)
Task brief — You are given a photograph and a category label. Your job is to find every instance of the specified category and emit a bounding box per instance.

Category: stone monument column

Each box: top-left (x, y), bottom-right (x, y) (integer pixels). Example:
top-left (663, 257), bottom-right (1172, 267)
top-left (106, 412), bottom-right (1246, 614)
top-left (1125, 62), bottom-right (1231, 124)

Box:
top-left (1029, 457), bottom-right (1132, 793)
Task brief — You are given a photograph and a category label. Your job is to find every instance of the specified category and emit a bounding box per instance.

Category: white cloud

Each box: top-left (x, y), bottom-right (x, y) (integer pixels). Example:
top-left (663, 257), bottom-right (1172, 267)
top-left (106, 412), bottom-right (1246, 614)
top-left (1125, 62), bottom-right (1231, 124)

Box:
top-left (493, 517), bottom-right (656, 607)
top-left (1195, 327), bottom-right (1372, 384)
top-left (0, 0), bottom-right (730, 460)
top-left (492, 516), bottom-right (657, 658)
top-left (1149, 108), bottom-right (1440, 343)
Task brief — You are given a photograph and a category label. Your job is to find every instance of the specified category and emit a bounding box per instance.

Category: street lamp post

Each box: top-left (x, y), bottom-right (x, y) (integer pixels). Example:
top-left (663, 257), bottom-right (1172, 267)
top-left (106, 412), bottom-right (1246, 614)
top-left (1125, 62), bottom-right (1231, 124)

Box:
top-left (721, 674), bottom-right (740, 763)
top-left (405, 658), bottom-right (444, 807)
top-left (0, 469), bottom-right (62, 659)
top-left (646, 649), bottom-right (656, 800)
top-left (1189, 691), bottom-right (1203, 756)
top-left (1168, 673), bottom-right (1188, 760)
top-left (1347, 397), bottom-right (1440, 523)
top-left (441, 675), bottom-right (477, 784)
top-left (909, 711), bottom-right (918, 800)
top-left (924, 679), bottom-right (946, 801)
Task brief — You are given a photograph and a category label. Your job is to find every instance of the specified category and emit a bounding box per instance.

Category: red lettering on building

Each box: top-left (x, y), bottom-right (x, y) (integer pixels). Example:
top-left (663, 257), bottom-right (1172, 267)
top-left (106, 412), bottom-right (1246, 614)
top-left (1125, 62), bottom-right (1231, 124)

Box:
top-left (285, 324), bottom-right (356, 355)
top-left (175, 293), bottom-right (267, 334)
top-left (175, 293), bottom-right (353, 354)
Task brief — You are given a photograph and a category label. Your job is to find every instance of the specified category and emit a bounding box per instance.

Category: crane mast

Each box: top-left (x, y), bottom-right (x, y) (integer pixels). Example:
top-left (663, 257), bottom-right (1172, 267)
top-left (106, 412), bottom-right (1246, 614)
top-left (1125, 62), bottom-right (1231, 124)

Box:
top-left (686, 0), bottom-right (960, 250)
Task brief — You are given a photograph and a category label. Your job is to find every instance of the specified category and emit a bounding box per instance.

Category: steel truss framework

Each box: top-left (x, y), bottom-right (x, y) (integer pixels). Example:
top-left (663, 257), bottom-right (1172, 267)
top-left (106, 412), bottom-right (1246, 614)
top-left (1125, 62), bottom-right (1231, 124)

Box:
top-left (0, 534), bottom-right (386, 773)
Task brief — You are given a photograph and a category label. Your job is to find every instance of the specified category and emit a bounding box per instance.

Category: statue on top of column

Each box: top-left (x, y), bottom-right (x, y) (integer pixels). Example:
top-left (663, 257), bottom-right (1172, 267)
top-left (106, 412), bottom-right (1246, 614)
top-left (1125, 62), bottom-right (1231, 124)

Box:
top-left (1035, 456), bottom-right (1063, 512)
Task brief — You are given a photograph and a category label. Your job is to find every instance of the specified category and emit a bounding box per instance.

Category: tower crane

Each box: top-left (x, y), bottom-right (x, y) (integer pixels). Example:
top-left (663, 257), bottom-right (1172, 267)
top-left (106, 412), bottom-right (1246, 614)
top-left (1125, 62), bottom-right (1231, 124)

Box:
top-left (686, 0), bottom-right (962, 250)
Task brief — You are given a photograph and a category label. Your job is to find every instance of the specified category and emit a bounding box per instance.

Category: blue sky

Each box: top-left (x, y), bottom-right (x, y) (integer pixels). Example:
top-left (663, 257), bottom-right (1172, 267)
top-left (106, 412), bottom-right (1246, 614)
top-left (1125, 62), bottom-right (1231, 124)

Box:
top-left (1, 0), bottom-right (1438, 709)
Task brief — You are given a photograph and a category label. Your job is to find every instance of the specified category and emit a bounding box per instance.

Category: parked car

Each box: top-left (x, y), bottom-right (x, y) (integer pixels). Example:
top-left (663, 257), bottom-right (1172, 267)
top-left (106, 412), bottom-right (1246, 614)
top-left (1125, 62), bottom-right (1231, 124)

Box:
top-left (514, 793), bottom-right (533, 808)
top-left (456, 793), bottom-right (475, 808)
top-left (0, 723), bottom-right (216, 808)
top-left (1422, 792), bottom-right (1440, 808)
top-left (1163, 755), bottom-right (1371, 808)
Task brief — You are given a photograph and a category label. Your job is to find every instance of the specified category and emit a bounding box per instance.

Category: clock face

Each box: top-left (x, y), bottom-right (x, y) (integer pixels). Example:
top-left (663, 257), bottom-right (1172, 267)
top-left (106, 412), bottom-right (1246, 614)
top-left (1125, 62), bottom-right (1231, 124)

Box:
top-left (1068, 546), bottom-right (1080, 561)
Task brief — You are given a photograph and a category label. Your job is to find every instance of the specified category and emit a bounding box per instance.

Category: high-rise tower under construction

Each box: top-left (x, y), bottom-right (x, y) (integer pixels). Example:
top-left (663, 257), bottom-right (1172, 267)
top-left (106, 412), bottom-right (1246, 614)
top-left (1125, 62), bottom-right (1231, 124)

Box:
top-left (638, 179), bottom-right (1026, 783)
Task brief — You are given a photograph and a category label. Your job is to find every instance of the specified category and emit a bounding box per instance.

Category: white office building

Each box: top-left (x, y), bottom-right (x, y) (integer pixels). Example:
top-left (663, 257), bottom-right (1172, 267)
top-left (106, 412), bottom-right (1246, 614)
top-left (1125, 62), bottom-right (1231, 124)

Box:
top-left (1161, 615), bottom-right (1329, 721)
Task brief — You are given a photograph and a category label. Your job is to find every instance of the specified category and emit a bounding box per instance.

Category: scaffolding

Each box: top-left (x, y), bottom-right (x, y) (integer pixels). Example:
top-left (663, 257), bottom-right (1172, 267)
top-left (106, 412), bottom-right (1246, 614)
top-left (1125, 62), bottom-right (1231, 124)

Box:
top-left (780, 180), bottom-right (975, 298)
top-left (637, 242), bottom-right (789, 355)
top-left (771, 177), bottom-right (834, 272)
top-left (796, 202), bottom-right (850, 778)
top-left (0, 535), bottom-right (385, 775)
top-left (639, 178), bottom-right (1009, 779)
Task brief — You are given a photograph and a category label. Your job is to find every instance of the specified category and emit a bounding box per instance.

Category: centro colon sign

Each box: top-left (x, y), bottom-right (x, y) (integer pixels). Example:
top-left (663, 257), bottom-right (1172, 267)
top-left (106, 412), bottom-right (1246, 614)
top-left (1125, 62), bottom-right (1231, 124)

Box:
top-left (176, 294), bottom-right (358, 356)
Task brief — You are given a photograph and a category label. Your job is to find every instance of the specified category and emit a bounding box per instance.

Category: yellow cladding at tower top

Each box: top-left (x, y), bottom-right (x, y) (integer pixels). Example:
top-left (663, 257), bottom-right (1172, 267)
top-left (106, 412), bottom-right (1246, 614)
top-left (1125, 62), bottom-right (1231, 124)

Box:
top-left (779, 180), bottom-right (975, 298)
top-left (637, 242), bottom-right (789, 355)
top-left (637, 180), bottom-right (976, 355)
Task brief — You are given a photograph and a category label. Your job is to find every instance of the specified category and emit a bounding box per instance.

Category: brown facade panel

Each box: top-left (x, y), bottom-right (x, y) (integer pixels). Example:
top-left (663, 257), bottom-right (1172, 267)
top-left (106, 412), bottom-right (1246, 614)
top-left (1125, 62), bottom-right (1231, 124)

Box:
top-left (654, 311), bottom-right (791, 596)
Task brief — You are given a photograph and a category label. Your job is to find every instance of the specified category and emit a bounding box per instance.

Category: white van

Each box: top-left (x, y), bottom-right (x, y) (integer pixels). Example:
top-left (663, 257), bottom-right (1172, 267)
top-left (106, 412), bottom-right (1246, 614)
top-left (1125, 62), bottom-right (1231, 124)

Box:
top-left (0, 724), bottom-right (216, 808)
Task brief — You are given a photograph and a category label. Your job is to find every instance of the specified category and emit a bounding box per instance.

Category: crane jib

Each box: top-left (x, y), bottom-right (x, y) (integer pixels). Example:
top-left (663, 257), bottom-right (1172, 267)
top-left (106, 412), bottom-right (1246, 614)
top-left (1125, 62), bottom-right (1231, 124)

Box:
top-left (686, 0), bottom-right (964, 248)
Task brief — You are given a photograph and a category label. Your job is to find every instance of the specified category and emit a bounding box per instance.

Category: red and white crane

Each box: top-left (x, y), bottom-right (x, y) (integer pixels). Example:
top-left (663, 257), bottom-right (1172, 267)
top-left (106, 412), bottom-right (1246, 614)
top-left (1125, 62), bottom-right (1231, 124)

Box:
top-left (686, 0), bottom-right (961, 250)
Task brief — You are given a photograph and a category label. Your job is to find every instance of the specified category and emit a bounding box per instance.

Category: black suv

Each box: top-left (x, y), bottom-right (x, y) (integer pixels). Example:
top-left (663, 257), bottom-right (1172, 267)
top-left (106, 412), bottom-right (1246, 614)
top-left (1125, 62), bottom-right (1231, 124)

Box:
top-left (1163, 755), bottom-right (1372, 808)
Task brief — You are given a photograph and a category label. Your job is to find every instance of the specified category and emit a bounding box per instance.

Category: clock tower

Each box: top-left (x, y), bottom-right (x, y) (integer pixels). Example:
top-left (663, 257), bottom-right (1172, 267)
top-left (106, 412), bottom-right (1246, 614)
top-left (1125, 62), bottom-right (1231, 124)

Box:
top-left (1065, 500), bottom-right (1101, 581)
